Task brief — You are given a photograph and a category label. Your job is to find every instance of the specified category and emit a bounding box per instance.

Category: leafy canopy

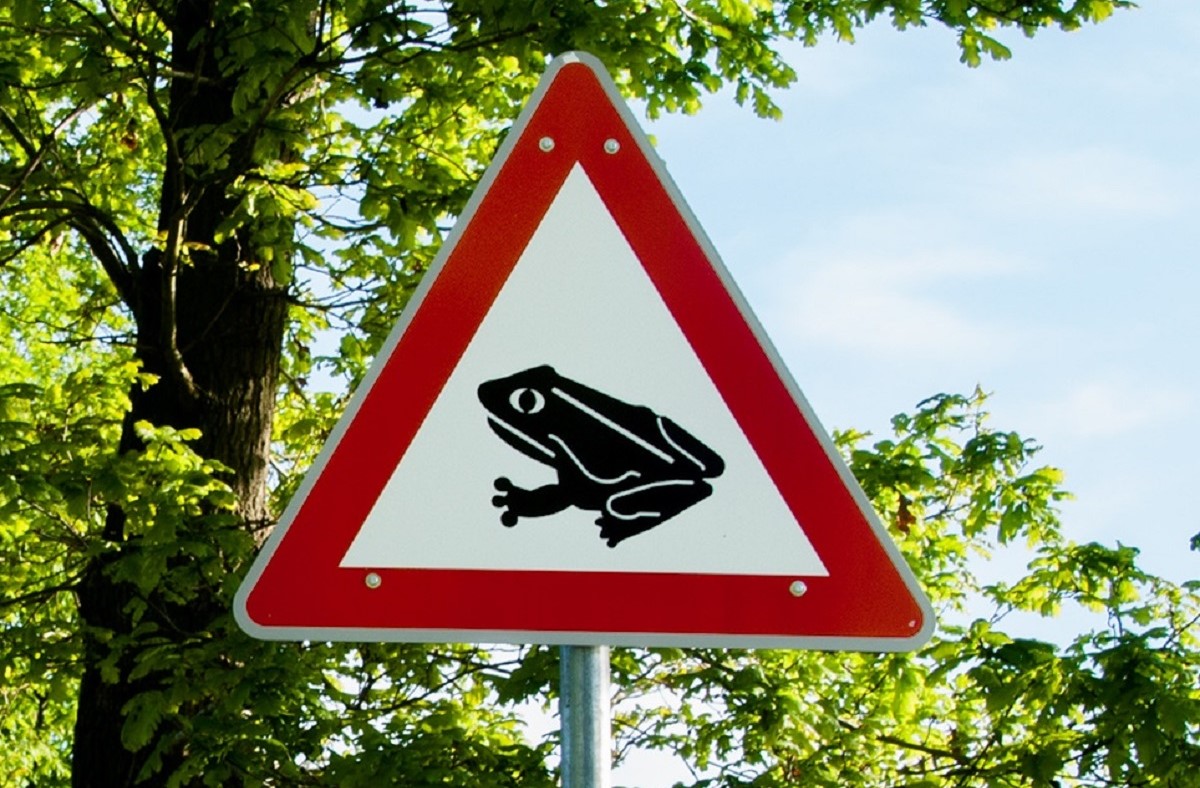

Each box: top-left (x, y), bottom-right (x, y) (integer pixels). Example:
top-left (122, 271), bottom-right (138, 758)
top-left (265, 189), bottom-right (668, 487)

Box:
top-left (5, 0), bottom-right (1194, 786)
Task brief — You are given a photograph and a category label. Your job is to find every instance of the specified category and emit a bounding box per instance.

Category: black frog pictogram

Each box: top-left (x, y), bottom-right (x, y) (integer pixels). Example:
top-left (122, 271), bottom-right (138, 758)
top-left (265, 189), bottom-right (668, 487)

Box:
top-left (478, 365), bottom-right (725, 547)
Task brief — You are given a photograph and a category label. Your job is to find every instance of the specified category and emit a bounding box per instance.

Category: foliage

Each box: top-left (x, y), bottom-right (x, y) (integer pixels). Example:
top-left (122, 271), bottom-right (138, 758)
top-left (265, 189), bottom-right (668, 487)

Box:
top-left (2, 0), bottom-right (1189, 786)
top-left (597, 392), bottom-right (1200, 786)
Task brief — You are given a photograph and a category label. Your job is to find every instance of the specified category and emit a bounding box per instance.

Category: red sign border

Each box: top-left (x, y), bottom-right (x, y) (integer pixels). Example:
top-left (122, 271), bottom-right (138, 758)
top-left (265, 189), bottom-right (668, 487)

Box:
top-left (235, 53), bottom-right (934, 650)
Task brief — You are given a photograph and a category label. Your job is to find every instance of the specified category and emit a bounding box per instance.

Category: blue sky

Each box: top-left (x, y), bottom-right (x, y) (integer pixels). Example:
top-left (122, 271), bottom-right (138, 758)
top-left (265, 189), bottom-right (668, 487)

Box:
top-left (609, 3), bottom-right (1196, 782)
top-left (647, 2), bottom-right (1199, 588)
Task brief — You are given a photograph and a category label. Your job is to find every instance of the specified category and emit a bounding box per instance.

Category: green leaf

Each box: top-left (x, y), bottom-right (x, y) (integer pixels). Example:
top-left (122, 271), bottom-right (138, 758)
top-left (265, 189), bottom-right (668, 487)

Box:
top-left (120, 692), bottom-right (167, 752)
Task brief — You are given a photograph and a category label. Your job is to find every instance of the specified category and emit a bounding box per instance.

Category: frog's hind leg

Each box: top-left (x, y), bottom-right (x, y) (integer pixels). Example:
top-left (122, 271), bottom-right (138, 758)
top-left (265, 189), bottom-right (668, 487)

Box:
top-left (492, 478), bottom-right (573, 527)
top-left (596, 479), bottom-right (713, 547)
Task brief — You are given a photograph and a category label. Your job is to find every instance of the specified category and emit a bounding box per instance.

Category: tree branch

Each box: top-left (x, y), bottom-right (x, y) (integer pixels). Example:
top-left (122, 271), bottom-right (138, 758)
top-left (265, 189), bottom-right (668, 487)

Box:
top-left (0, 198), bottom-right (138, 306)
top-left (0, 581), bottom-right (80, 612)
top-left (838, 716), bottom-right (966, 763)
top-left (0, 101), bottom-right (92, 212)
top-left (0, 215), bottom-right (72, 267)
top-left (158, 213), bottom-right (201, 403)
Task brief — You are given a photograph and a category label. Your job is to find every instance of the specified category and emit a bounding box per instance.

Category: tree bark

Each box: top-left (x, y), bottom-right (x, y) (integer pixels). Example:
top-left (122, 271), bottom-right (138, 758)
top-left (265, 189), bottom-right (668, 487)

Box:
top-left (71, 2), bottom-right (288, 783)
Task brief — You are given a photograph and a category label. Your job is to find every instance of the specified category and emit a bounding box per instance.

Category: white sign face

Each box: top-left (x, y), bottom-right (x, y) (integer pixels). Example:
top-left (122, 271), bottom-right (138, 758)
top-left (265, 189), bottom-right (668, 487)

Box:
top-left (340, 165), bottom-right (828, 578)
top-left (235, 52), bottom-right (933, 650)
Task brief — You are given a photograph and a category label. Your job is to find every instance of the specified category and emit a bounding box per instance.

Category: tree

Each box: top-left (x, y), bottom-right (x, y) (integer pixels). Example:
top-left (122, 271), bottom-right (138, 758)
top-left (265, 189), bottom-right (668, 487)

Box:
top-left (3, 0), bottom-right (1194, 786)
top-left (604, 391), bottom-right (1200, 786)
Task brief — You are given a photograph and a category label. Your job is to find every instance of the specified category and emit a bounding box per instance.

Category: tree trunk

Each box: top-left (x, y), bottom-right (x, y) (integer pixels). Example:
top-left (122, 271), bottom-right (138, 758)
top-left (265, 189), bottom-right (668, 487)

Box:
top-left (71, 2), bottom-right (288, 783)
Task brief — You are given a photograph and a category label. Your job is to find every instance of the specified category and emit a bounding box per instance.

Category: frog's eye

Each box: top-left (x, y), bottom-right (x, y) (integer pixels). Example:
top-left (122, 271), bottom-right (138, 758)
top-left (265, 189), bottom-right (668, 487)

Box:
top-left (509, 387), bottom-right (545, 414)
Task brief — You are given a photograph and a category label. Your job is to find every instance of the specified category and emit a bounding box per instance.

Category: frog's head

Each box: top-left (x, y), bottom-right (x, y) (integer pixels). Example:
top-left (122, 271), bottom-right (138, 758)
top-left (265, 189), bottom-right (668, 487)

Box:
top-left (478, 365), bottom-right (562, 463)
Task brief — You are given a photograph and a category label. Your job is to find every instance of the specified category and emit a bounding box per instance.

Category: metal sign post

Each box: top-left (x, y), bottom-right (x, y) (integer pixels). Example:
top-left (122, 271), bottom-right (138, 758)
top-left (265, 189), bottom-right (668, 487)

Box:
top-left (560, 645), bottom-right (611, 788)
top-left (229, 48), bottom-right (935, 788)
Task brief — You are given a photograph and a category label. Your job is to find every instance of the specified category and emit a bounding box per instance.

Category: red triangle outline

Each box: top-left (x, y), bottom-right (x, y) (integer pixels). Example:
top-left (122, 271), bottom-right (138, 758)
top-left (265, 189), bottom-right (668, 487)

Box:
top-left (235, 53), bottom-right (934, 649)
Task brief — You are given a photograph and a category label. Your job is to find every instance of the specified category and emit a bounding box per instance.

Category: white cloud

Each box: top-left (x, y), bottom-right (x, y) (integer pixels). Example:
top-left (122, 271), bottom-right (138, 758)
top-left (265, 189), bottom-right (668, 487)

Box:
top-left (978, 147), bottom-right (1179, 221)
top-left (754, 235), bottom-right (1027, 361)
top-left (1030, 379), bottom-right (1191, 439)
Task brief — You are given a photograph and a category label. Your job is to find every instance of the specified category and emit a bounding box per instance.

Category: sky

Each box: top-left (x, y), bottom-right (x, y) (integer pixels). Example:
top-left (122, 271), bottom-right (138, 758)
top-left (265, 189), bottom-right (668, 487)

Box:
top-left (646, 2), bottom-right (1199, 588)
top-left (605, 3), bottom-right (1198, 783)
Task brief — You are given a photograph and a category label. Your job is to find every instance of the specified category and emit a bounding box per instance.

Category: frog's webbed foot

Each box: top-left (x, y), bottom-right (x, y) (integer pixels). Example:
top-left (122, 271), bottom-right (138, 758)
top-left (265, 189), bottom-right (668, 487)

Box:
top-left (596, 516), bottom-right (662, 548)
top-left (596, 518), bottom-right (638, 548)
top-left (492, 478), bottom-right (573, 528)
top-left (596, 479), bottom-right (714, 547)
top-left (492, 478), bottom-right (521, 527)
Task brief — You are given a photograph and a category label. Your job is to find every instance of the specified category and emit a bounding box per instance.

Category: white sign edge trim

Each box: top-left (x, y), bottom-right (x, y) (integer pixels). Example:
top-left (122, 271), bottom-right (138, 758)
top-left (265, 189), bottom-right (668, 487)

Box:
top-left (233, 51), bottom-right (937, 651)
top-left (232, 625), bottom-right (934, 653)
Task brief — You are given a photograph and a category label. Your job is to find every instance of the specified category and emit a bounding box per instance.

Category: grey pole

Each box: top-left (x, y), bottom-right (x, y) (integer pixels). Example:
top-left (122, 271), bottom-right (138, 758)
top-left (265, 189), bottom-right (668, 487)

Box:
top-left (559, 645), bottom-right (612, 788)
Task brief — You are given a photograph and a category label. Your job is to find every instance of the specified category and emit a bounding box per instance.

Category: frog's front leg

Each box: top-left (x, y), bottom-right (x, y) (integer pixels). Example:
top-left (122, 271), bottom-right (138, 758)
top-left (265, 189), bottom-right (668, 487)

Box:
top-left (596, 479), bottom-right (713, 547)
top-left (492, 477), bottom-right (573, 527)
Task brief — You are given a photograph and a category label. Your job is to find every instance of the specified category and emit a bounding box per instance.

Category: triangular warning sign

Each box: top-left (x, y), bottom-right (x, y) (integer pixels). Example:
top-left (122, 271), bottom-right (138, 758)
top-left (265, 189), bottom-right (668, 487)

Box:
top-left (235, 52), bottom-right (934, 650)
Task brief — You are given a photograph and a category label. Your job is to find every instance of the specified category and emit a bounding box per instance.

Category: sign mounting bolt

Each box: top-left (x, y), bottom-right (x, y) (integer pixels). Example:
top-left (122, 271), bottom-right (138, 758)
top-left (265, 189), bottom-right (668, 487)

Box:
top-left (789, 580), bottom-right (807, 597)
top-left (538, 136), bottom-right (555, 152)
top-left (365, 572), bottom-right (382, 589)
top-left (604, 138), bottom-right (620, 154)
